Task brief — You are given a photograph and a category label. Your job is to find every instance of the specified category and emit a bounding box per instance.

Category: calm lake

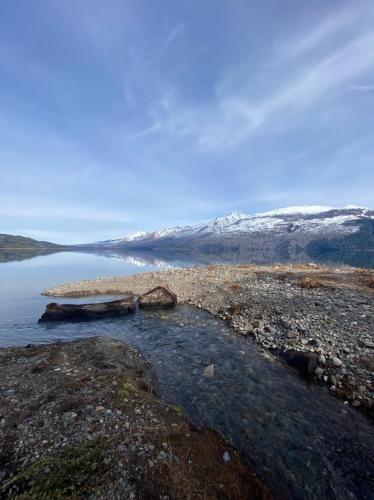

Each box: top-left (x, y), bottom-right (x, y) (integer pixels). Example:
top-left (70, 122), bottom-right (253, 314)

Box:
top-left (0, 251), bottom-right (373, 499)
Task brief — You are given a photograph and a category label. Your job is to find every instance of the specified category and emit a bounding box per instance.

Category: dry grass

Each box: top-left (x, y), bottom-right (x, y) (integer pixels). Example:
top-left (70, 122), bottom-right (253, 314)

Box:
top-left (229, 283), bottom-right (242, 292)
top-left (298, 277), bottom-right (326, 289)
top-left (229, 303), bottom-right (245, 315)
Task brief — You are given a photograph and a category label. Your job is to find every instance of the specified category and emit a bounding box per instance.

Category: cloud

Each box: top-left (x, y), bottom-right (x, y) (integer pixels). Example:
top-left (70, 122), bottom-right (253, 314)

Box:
top-left (195, 29), bottom-right (374, 151)
top-left (0, 197), bottom-right (133, 224)
top-left (159, 22), bottom-right (187, 57)
top-left (275, 4), bottom-right (367, 59)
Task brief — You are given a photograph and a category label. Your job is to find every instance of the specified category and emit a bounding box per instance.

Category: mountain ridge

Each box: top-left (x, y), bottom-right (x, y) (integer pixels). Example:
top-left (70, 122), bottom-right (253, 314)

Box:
top-left (86, 205), bottom-right (374, 268)
top-left (95, 205), bottom-right (374, 246)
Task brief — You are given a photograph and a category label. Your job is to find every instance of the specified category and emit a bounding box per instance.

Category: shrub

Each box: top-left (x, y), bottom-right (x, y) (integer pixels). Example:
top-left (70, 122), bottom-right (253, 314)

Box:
top-left (298, 277), bottom-right (325, 289)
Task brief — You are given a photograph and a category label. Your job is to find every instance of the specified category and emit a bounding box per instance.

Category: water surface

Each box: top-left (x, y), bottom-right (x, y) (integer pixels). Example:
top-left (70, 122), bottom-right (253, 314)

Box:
top-left (0, 252), bottom-right (373, 499)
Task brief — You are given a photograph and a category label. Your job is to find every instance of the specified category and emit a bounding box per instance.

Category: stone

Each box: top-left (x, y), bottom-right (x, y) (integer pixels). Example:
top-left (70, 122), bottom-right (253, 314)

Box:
top-left (222, 451), bottom-right (231, 464)
top-left (361, 339), bottom-right (374, 349)
top-left (318, 354), bottom-right (326, 365)
top-left (332, 357), bottom-right (343, 367)
top-left (282, 351), bottom-right (319, 377)
top-left (203, 364), bottom-right (214, 378)
top-left (138, 286), bottom-right (177, 309)
top-left (287, 330), bottom-right (299, 339)
top-left (315, 367), bottom-right (324, 376)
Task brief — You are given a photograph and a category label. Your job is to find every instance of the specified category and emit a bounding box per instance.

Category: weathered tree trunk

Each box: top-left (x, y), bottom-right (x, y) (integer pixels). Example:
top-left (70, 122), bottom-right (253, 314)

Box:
top-left (39, 298), bottom-right (136, 322)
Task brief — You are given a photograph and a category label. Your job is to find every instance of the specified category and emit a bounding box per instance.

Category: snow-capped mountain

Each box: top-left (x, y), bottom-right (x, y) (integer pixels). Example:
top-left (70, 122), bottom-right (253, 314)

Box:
top-left (90, 205), bottom-right (374, 267)
top-left (99, 205), bottom-right (373, 246)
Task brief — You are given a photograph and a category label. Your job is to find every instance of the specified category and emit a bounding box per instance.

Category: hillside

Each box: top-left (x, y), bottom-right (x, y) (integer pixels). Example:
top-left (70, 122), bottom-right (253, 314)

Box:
top-left (0, 234), bottom-right (64, 263)
top-left (89, 206), bottom-right (374, 268)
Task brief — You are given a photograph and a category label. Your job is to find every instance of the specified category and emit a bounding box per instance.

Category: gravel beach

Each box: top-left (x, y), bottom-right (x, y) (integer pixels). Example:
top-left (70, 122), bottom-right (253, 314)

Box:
top-left (43, 263), bottom-right (374, 416)
top-left (0, 337), bottom-right (269, 499)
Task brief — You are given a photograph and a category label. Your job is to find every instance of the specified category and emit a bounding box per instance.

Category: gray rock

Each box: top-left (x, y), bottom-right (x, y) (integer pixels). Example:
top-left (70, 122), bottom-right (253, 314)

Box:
top-left (361, 339), bottom-right (374, 349)
top-left (282, 351), bottom-right (319, 376)
top-left (203, 364), bottom-right (214, 378)
top-left (332, 357), bottom-right (343, 367)
top-left (138, 286), bottom-right (177, 309)
top-left (318, 354), bottom-right (326, 365)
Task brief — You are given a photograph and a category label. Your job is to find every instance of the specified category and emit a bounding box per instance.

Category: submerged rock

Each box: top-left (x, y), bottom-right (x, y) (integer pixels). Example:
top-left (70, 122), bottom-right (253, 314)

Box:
top-left (138, 286), bottom-right (177, 309)
top-left (203, 364), bottom-right (215, 378)
top-left (282, 350), bottom-right (319, 377)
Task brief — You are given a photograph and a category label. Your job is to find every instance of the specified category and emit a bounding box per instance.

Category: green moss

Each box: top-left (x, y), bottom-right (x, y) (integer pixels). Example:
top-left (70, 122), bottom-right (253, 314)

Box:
top-left (117, 381), bottom-right (138, 401)
top-left (1, 440), bottom-right (108, 498)
top-left (172, 404), bottom-right (183, 416)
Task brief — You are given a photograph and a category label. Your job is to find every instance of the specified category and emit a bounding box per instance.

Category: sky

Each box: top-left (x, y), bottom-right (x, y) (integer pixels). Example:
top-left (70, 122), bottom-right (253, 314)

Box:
top-left (1, 0), bottom-right (374, 244)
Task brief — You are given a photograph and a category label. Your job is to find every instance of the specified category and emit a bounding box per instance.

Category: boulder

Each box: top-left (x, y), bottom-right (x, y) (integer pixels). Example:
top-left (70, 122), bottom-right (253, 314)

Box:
top-left (138, 286), bottom-right (177, 309)
top-left (38, 298), bottom-right (136, 322)
top-left (282, 350), bottom-right (319, 377)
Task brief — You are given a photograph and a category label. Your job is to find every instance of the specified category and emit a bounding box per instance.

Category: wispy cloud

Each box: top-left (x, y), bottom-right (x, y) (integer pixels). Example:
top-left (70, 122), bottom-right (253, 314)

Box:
top-left (159, 22), bottom-right (187, 57)
top-left (0, 197), bottom-right (133, 224)
top-left (1, 0), bottom-right (373, 242)
top-left (196, 29), bottom-right (374, 151)
top-left (275, 4), bottom-right (367, 59)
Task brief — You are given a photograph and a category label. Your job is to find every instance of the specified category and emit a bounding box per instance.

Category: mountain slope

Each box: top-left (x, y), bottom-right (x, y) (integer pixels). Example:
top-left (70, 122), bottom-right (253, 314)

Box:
top-left (0, 234), bottom-right (62, 250)
top-left (0, 234), bottom-right (65, 263)
top-left (95, 205), bottom-right (373, 246)
top-left (91, 206), bottom-right (374, 267)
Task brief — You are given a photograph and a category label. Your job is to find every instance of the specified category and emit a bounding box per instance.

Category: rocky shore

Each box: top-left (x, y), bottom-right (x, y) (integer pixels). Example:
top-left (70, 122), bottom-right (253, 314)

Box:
top-left (0, 337), bottom-right (269, 499)
top-left (43, 263), bottom-right (374, 417)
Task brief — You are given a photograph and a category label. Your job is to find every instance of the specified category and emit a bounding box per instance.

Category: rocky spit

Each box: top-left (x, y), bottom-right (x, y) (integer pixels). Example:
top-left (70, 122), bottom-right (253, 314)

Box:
top-left (43, 263), bottom-right (374, 417)
top-left (0, 337), bottom-right (269, 499)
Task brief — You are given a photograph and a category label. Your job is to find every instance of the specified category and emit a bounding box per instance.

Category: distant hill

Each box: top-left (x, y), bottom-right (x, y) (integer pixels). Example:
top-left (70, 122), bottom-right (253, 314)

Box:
top-left (0, 234), bottom-right (65, 263)
top-left (0, 234), bottom-right (62, 250)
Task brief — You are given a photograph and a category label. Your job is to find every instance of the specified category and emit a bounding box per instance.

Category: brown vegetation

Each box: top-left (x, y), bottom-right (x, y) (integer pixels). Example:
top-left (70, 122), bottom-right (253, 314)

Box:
top-left (229, 303), bottom-right (245, 315)
top-left (297, 277), bottom-right (326, 289)
top-left (229, 283), bottom-right (242, 292)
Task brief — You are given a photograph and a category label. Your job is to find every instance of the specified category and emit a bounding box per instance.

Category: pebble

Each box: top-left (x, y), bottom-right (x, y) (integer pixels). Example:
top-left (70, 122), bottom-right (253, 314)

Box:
top-left (332, 357), bottom-right (343, 367)
top-left (318, 354), bottom-right (326, 365)
top-left (203, 364), bottom-right (215, 378)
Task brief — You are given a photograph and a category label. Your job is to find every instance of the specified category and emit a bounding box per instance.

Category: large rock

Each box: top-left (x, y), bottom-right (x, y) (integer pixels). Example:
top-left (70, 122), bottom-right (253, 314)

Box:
top-left (282, 350), bottom-right (319, 377)
top-left (38, 298), bottom-right (136, 322)
top-left (138, 286), bottom-right (177, 309)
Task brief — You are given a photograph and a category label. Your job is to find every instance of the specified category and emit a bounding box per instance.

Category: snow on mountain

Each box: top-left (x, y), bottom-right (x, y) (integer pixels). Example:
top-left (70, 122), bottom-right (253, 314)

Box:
top-left (257, 205), bottom-right (370, 217)
top-left (98, 206), bottom-right (373, 247)
top-left (209, 211), bottom-right (248, 226)
top-left (147, 226), bottom-right (190, 239)
top-left (121, 231), bottom-right (147, 242)
top-left (257, 205), bottom-right (335, 217)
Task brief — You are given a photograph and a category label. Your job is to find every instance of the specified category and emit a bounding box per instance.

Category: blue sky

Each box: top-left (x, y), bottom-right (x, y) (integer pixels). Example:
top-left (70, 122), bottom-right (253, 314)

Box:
top-left (1, 0), bottom-right (373, 243)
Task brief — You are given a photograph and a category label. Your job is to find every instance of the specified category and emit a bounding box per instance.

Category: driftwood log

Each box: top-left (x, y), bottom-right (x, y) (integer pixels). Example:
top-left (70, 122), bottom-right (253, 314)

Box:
top-left (39, 298), bottom-right (136, 322)
top-left (138, 286), bottom-right (177, 309)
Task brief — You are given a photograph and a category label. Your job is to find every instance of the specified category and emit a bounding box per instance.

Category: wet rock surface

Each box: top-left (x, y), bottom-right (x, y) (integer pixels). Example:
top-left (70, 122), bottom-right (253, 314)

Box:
top-left (44, 264), bottom-right (374, 417)
top-left (138, 286), bottom-right (177, 309)
top-left (0, 337), bottom-right (269, 499)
